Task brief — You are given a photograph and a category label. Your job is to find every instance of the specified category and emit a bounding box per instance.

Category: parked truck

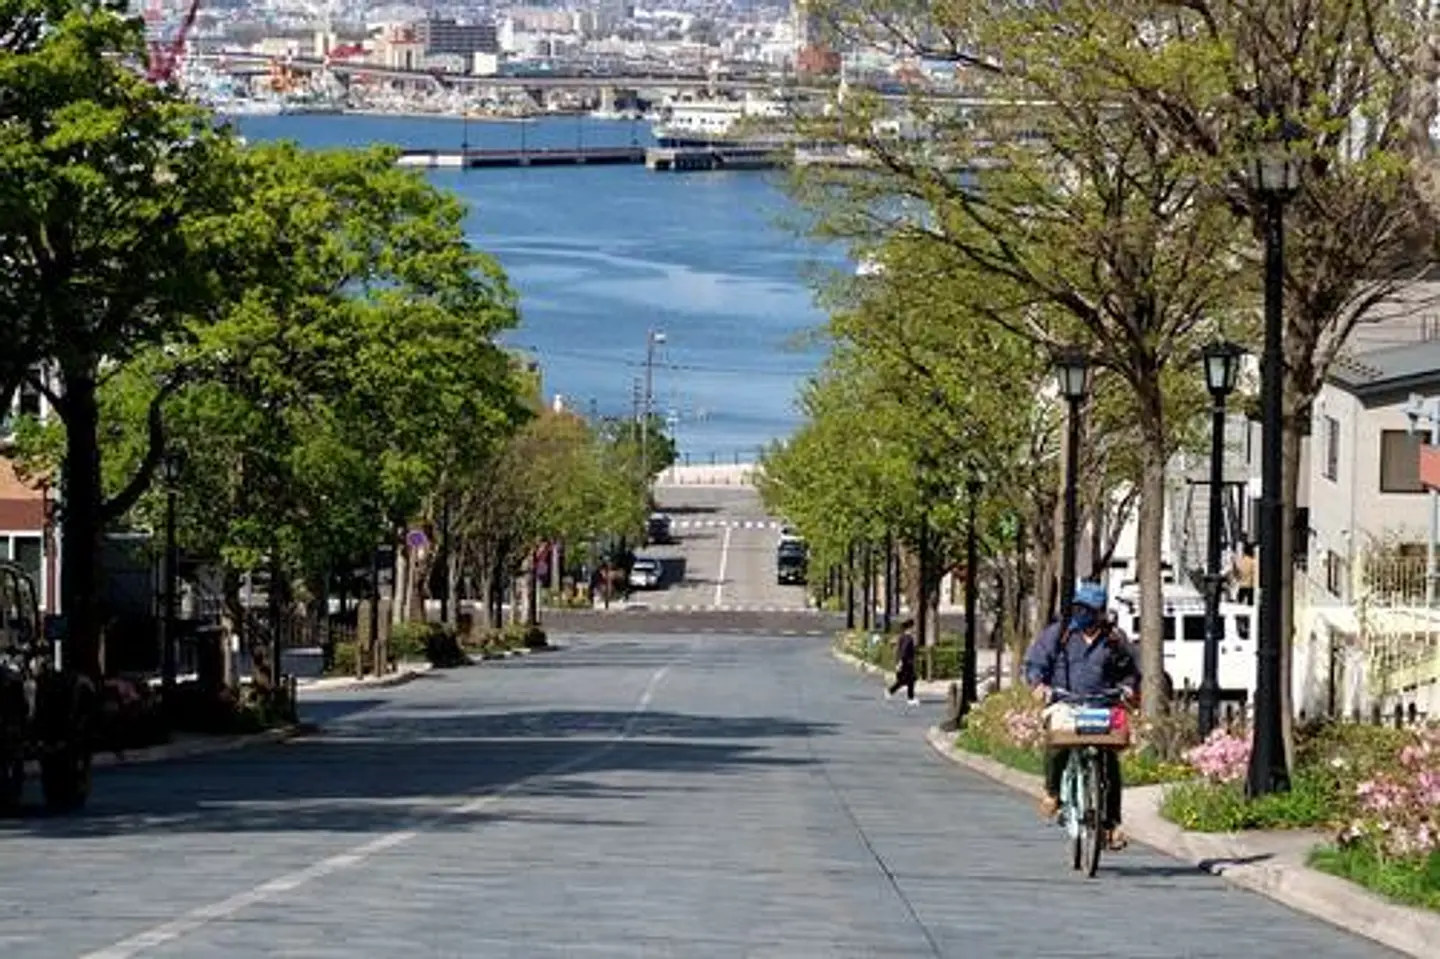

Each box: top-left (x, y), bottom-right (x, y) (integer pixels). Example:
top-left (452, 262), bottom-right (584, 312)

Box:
top-left (0, 560), bottom-right (95, 812)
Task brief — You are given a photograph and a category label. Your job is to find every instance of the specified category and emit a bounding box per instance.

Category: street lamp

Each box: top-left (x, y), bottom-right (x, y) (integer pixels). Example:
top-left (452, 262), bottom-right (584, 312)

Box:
top-left (960, 472), bottom-right (983, 718)
top-left (640, 328), bottom-right (666, 479)
top-left (1053, 345), bottom-right (1093, 618)
top-left (1246, 111), bottom-right (1302, 798)
top-left (1198, 340), bottom-right (1246, 739)
top-left (159, 447), bottom-right (186, 702)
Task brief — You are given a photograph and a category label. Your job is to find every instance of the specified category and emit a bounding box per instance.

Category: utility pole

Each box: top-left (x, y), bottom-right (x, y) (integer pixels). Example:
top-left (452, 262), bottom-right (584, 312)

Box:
top-left (641, 328), bottom-right (666, 477)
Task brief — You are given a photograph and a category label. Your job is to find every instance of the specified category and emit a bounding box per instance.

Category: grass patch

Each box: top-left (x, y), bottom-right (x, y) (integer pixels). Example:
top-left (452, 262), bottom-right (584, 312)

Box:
top-left (1310, 845), bottom-right (1440, 912)
top-left (1160, 773), bottom-right (1336, 832)
top-left (955, 728), bottom-right (1045, 775)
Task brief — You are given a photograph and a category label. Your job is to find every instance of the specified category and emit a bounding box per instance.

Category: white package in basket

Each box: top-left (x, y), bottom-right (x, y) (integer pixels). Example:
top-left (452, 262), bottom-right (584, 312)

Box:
top-left (1042, 702), bottom-right (1078, 733)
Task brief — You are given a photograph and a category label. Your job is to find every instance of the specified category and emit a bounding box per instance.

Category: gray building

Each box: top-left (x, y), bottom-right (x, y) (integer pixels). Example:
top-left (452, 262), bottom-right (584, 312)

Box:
top-left (417, 17), bottom-right (499, 56)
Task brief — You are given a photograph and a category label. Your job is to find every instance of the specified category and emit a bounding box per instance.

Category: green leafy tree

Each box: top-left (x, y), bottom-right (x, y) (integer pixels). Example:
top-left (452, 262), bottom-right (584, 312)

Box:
top-left (600, 414), bottom-right (679, 481)
top-left (0, 4), bottom-right (246, 676)
top-left (785, 1), bottom-right (1251, 715)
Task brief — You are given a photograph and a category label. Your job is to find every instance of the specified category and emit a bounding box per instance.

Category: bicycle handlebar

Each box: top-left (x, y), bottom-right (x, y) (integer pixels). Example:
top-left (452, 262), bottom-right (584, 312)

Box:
top-left (1048, 687), bottom-right (1128, 706)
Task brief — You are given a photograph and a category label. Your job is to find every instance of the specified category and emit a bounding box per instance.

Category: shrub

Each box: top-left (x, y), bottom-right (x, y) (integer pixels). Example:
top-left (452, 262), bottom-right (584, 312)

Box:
top-left (1158, 720), bottom-right (1420, 833)
top-left (1185, 728), bottom-right (1252, 784)
top-left (327, 641), bottom-right (360, 677)
top-left (388, 622), bottom-right (432, 662)
top-left (1338, 725), bottom-right (1440, 860)
top-left (1160, 772), bottom-right (1335, 832)
top-left (93, 677), bottom-right (168, 752)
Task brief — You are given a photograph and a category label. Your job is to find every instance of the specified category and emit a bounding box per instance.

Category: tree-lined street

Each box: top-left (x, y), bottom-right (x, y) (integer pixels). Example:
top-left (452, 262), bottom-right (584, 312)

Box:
top-left (0, 635), bottom-right (1395, 958)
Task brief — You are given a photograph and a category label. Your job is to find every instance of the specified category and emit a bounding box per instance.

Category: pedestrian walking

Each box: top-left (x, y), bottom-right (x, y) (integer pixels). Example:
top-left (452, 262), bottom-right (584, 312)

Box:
top-left (886, 618), bottom-right (919, 705)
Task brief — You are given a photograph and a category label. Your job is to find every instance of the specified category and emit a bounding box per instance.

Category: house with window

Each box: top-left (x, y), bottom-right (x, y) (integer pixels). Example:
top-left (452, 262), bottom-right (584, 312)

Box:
top-left (1295, 335), bottom-right (1440, 719)
top-left (0, 373), bottom-right (58, 613)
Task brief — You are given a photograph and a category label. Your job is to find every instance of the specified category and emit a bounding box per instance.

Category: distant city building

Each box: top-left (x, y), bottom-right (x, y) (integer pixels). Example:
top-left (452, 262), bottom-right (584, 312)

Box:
top-left (416, 16), bottom-right (499, 57)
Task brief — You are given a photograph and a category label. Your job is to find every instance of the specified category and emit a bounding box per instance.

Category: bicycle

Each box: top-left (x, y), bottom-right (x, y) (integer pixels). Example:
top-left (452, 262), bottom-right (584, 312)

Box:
top-left (1042, 688), bottom-right (1130, 878)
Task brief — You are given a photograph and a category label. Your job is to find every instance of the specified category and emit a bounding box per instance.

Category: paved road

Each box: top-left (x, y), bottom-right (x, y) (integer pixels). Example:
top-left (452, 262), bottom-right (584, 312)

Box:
top-left (638, 486), bottom-right (811, 612)
top-left (0, 635), bottom-right (1394, 958)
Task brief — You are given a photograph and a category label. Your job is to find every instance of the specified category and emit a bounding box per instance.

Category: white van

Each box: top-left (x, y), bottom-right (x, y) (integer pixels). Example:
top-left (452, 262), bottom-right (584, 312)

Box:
top-left (1111, 585), bottom-right (1257, 696)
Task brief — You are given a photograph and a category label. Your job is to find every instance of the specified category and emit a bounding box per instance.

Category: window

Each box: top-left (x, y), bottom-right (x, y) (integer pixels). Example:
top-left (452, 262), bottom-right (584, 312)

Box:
top-left (1380, 430), bottom-right (1425, 494)
top-left (1292, 507), bottom-right (1311, 572)
top-left (1325, 550), bottom-right (1347, 598)
top-left (15, 382), bottom-right (40, 419)
top-left (1182, 616), bottom-right (1206, 642)
top-left (1323, 416), bottom-right (1340, 481)
top-left (3, 535), bottom-right (43, 609)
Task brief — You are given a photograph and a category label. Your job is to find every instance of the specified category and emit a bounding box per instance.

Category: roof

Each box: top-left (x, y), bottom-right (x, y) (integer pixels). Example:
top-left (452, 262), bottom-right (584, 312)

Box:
top-left (1327, 339), bottom-right (1440, 402)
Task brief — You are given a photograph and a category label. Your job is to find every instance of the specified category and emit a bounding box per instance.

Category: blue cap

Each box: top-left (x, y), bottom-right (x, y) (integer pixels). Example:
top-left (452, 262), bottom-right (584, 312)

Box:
top-left (1073, 582), bottom-right (1108, 611)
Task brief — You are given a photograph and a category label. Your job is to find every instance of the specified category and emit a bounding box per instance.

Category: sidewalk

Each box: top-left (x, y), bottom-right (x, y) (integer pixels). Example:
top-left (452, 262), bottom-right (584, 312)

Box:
top-left (89, 724), bottom-right (308, 770)
top-left (295, 661), bottom-right (433, 693)
top-left (831, 648), bottom-right (955, 700)
top-left (924, 727), bottom-right (1440, 958)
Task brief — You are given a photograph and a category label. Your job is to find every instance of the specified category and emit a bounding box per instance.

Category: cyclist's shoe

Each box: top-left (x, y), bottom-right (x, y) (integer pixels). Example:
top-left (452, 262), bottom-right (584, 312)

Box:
top-left (1037, 794), bottom-right (1060, 819)
top-left (1105, 827), bottom-right (1128, 851)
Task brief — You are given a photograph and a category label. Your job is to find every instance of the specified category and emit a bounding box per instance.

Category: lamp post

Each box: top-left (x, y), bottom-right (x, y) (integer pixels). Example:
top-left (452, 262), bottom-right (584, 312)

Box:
top-left (1199, 341), bottom-right (1245, 739)
top-left (960, 473), bottom-right (983, 717)
top-left (640, 328), bottom-right (666, 478)
top-left (1246, 114), bottom-right (1302, 798)
top-left (159, 447), bottom-right (185, 702)
top-left (1053, 346), bottom-right (1093, 619)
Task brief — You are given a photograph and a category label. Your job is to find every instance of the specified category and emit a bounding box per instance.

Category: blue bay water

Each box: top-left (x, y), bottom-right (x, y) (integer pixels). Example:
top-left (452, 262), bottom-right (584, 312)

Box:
top-left (233, 113), bottom-right (842, 462)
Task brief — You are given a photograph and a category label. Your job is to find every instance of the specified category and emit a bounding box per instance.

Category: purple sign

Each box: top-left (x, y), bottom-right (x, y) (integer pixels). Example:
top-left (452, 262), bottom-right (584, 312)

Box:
top-left (406, 528), bottom-right (429, 550)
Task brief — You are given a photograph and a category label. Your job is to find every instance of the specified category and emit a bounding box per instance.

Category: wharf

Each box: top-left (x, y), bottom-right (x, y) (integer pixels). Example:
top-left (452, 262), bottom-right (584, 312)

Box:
top-left (397, 146), bottom-right (645, 169)
top-left (395, 145), bottom-right (789, 172)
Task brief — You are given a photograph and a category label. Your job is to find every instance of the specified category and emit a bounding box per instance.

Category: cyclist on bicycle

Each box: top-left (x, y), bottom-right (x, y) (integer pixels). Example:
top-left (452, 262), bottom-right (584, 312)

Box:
top-left (1023, 581), bottom-right (1140, 850)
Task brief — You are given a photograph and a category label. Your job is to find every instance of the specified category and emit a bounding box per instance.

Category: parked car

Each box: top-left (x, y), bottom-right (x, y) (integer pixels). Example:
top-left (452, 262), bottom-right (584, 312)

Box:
top-left (777, 541), bottom-right (808, 586)
top-left (628, 556), bottom-right (663, 589)
top-left (645, 512), bottom-right (674, 545)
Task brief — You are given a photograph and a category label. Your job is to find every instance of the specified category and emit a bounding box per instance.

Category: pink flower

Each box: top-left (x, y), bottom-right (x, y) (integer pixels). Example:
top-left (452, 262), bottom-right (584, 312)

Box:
top-left (1185, 729), bottom-right (1252, 783)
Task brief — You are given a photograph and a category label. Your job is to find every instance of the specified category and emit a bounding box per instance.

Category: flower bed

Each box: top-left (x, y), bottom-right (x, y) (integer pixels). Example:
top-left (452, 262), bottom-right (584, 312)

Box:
top-left (1156, 720), bottom-right (1440, 911)
top-left (952, 684), bottom-right (1191, 786)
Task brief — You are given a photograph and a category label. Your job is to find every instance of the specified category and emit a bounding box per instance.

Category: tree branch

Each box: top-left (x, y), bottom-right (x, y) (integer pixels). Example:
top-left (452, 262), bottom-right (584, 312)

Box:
top-left (100, 371), bottom-right (190, 523)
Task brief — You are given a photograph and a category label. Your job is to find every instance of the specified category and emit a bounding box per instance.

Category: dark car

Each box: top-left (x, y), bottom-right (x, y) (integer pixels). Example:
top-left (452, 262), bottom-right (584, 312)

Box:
top-left (777, 541), bottom-right (808, 586)
top-left (645, 512), bottom-right (674, 545)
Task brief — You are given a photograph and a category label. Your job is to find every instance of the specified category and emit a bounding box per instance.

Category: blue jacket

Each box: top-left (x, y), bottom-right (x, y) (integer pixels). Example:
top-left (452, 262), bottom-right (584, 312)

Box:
top-left (1023, 621), bottom-right (1141, 697)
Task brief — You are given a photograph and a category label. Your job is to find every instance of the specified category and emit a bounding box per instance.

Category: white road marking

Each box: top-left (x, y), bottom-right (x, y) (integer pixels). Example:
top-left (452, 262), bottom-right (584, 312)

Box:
top-left (714, 523), bottom-right (733, 607)
top-left (81, 663), bottom-right (674, 959)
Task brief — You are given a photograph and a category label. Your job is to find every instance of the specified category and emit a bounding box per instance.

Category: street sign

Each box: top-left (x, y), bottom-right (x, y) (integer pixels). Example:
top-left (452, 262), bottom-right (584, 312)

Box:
top-left (406, 528), bottom-right (429, 550)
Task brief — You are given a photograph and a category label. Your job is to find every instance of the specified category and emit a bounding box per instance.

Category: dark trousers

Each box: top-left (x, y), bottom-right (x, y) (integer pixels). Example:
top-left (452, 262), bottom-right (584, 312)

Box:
top-left (1236, 586), bottom-right (1254, 605)
top-left (1045, 747), bottom-right (1123, 827)
top-left (888, 661), bottom-right (916, 698)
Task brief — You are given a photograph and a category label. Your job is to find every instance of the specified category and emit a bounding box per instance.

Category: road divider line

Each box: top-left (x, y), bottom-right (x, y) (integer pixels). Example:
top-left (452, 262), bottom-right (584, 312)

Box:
top-left (80, 662), bottom-right (676, 959)
top-left (714, 523), bottom-right (733, 607)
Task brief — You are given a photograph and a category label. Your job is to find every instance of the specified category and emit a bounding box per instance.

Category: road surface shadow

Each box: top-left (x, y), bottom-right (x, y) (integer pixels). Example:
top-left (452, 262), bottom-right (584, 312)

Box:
top-left (657, 557), bottom-right (687, 586)
top-left (658, 505), bottom-right (720, 515)
top-left (0, 709), bottom-right (835, 839)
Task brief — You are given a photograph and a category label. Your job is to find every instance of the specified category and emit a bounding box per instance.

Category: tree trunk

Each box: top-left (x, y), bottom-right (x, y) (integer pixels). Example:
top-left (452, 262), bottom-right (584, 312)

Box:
top-left (57, 367), bottom-right (104, 679)
top-left (1136, 406), bottom-right (1169, 720)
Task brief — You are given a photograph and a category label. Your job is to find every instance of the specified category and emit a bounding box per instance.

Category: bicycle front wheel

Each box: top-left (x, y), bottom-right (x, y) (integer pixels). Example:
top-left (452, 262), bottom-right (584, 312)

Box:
top-left (1082, 752), bottom-right (1105, 877)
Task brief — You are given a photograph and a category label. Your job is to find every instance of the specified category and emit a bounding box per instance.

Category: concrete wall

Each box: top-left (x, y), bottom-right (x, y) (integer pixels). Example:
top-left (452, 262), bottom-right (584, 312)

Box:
top-left (655, 463), bottom-right (759, 487)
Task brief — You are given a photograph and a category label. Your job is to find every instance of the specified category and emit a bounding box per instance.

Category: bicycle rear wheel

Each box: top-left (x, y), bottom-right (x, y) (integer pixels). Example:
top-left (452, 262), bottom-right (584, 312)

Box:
top-left (1082, 752), bottom-right (1105, 877)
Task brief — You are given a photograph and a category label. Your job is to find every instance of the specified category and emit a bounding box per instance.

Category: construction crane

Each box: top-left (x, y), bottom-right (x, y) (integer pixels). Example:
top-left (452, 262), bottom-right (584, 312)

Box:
top-left (142, 0), bottom-right (203, 84)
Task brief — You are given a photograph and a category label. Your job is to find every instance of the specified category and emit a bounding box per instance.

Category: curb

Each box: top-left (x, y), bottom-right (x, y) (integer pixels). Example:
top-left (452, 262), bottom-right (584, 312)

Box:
top-left (923, 727), bottom-right (1440, 958)
top-left (296, 663), bottom-right (432, 694)
top-left (91, 724), bottom-right (309, 770)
